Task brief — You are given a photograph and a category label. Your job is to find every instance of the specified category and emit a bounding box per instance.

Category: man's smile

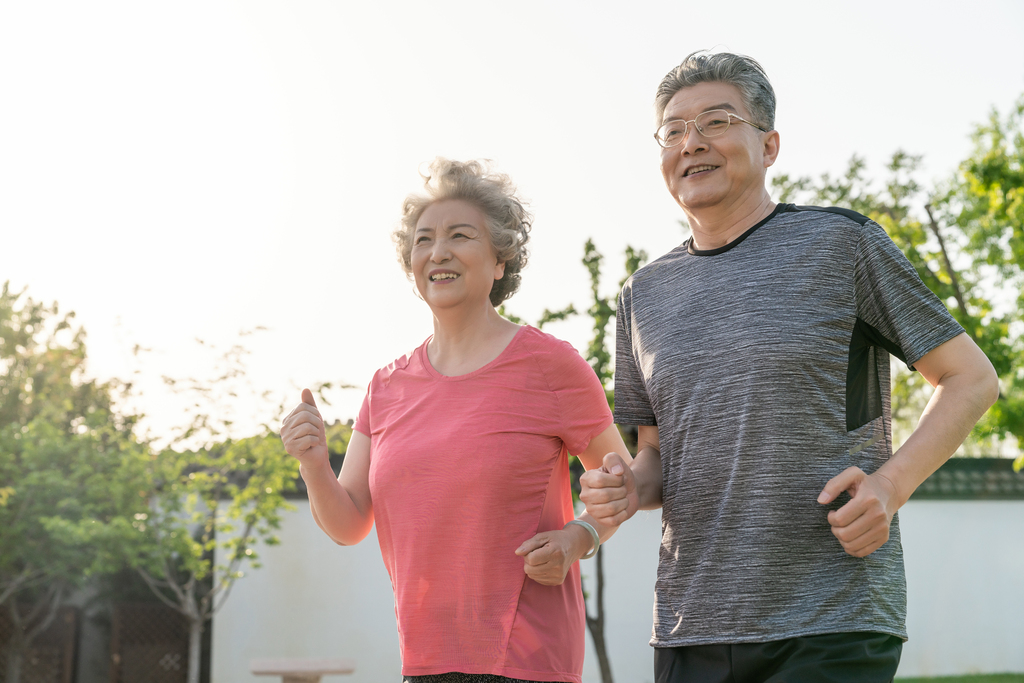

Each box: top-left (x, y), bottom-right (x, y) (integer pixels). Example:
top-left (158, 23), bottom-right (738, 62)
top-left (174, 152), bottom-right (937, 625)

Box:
top-left (684, 164), bottom-right (719, 177)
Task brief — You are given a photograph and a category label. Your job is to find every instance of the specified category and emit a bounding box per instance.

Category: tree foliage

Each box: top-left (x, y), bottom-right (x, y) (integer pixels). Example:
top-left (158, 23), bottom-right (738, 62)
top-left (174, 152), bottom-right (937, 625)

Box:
top-left (1, 300), bottom-right (305, 683)
top-left (0, 282), bottom-right (150, 683)
top-left (946, 95), bottom-right (1024, 469)
top-left (127, 337), bottom-right (301, 683)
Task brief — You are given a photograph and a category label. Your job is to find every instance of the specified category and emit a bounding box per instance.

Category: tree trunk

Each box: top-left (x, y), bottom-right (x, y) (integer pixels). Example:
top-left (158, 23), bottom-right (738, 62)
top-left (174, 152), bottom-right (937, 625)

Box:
top-left (187, 617), bottom-right (203, 683)
top-left (583, 546), bottom-right (614, 683)
top-left (4, 639), bottom-right (23, 683)
top-left (4, 587), bottom-right (63, 683)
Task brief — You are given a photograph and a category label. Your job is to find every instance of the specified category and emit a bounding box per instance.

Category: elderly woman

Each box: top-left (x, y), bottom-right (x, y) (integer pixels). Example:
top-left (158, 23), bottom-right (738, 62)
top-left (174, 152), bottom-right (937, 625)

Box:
top-left (281, 158), bottom-right (631, 683)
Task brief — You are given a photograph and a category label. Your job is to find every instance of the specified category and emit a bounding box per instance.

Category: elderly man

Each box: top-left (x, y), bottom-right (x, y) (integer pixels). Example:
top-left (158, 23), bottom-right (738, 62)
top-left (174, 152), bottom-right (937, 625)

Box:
top-left (581, 51), bottom-right (999, 682)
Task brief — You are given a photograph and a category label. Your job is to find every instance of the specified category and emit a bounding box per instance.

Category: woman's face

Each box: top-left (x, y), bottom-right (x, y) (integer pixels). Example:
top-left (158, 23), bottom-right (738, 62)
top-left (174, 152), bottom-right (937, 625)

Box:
top-left (411, 199), bottom-right (505, 312)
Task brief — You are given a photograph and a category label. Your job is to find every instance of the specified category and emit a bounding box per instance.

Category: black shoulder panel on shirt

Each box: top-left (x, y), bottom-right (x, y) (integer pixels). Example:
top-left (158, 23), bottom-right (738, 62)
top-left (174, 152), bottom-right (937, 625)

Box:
top-left (793, 205), bottom-right (871, 226)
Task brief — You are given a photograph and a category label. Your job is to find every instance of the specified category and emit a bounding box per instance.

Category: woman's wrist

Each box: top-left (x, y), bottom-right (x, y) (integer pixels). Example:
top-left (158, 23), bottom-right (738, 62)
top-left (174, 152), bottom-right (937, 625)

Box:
top-left (299, 457), bottom-right (336, 487)
top-left (564, 519), bottom-right (599, 560)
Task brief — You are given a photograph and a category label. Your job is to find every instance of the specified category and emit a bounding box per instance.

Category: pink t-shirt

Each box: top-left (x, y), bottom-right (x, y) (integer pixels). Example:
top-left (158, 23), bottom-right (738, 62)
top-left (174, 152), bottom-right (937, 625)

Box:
top-left (353, 325), bottom-right (612, 683)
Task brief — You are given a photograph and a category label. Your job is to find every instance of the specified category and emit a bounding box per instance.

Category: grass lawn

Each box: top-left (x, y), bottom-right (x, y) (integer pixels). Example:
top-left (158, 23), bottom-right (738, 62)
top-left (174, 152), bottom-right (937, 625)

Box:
top-left (897, 675), bottom-right (1024, 683)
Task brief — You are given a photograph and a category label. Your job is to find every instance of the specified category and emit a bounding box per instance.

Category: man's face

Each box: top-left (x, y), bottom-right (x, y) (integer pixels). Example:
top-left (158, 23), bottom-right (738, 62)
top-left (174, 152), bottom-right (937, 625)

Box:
top-left (659, 81), bottom-right (777, 215)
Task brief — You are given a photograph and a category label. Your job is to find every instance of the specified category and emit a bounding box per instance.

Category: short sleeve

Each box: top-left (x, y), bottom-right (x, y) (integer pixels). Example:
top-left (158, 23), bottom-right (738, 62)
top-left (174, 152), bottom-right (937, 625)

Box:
top-left (543, 338), bottom-right (614, 456)
top-left (353, 390), bottom-right (371, 436)
top-left (612, 280), bottom-right (657, 425)
top-left (854, 221), bottom-right (964, 369)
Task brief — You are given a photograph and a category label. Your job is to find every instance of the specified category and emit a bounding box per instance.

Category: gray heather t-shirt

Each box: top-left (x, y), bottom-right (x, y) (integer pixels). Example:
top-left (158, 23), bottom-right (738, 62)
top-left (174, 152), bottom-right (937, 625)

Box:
top-left (614, 203), bottom-right (964, 647)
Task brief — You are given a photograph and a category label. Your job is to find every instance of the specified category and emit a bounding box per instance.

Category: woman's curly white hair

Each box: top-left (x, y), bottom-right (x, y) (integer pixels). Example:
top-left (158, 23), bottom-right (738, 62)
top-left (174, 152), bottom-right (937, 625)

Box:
top-left (393, 158), bottom-right (532, 307)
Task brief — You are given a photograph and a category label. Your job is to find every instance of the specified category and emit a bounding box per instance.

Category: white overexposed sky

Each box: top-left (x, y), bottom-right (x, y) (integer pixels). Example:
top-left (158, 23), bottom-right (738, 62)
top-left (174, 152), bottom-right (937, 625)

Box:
top-left (2, 0), bottom-right (1023, 444)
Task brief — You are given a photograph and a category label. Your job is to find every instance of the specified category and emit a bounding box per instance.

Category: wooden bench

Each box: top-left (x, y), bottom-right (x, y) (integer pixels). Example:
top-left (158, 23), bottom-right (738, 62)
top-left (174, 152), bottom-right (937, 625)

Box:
top-left (250, 658), bottom-right (356, 683)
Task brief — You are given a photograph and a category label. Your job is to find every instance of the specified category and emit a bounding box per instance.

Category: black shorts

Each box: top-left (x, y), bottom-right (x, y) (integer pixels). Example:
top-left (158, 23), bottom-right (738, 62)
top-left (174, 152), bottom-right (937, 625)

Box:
top-left (654, 632), bottom-right (903, 683)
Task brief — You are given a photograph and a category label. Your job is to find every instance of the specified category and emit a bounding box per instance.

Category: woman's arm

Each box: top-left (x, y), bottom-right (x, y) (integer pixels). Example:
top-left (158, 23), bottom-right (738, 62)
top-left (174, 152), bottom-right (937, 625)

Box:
top-left (281, 389), bottom-right (374, 546)
top-left (515, 423), bottom-right (633, 585)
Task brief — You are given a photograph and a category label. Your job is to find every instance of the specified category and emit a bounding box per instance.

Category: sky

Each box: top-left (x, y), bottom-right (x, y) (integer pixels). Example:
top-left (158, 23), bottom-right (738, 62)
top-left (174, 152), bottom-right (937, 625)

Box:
top-left (2, 0), bottom-right (1023, 445)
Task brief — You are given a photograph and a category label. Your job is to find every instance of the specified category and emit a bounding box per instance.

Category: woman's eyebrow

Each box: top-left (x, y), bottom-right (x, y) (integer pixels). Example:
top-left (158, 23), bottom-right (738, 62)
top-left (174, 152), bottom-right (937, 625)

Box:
top-left (416, 222), bottom-right (479, 234)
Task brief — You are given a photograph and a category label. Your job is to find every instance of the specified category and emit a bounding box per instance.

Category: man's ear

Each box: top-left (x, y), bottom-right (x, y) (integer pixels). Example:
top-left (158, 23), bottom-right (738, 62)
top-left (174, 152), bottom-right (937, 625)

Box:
top-left (762, 129), bottom-right (781, 168)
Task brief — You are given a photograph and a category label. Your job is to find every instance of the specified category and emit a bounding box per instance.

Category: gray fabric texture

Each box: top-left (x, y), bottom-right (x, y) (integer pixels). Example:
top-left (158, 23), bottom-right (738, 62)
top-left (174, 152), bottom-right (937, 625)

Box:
top-left (613, 204), bottom-right (964, 647)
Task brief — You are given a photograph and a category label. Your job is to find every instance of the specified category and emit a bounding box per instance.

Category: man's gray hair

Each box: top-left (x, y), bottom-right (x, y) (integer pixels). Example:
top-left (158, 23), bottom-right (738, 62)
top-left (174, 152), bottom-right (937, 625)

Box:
top-left (654, 51), bottom-right (776, 131)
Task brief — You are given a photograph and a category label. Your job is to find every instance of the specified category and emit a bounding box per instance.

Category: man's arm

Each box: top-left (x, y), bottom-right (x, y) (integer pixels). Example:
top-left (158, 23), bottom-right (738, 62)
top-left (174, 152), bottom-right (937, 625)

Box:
top-left (819, 332), bottom-right (999, 557)
top-left (632, 425), bottom-right (664, 510)
top-left (579, 424), bottom-right (663, 526)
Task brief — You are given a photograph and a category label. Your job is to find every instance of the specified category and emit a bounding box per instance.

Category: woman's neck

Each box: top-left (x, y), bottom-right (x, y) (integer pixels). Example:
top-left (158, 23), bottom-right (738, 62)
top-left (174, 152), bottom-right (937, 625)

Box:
top-left (427, 302), bottom-right (520, 377)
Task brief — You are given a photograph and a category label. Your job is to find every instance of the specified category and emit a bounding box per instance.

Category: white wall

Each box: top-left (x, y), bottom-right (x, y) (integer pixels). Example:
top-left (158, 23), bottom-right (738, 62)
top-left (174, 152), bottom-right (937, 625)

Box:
top-left (212, 505), bottom-right (403, 683)
top-left (899, 500), bottom-right (1024, 678)
top-left (213, 501), bottom-right (1024, 683)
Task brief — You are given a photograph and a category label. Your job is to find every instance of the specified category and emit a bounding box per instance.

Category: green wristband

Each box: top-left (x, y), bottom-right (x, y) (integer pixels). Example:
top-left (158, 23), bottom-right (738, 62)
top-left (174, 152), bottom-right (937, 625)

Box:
top-left (565, 519), bottom-right (600, 560)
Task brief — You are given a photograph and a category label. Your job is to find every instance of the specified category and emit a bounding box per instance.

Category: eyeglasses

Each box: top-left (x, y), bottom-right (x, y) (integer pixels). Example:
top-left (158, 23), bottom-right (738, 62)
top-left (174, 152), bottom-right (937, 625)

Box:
top-left (654, 109), bottom-right (768, 148)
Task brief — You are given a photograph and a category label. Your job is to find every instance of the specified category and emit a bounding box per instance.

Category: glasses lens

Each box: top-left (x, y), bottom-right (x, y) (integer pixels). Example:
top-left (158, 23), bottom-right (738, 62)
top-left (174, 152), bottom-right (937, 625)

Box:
top-left (695, 110), bottom-right (731, 137)
top-left (657, 120), bottom-right (687, 147)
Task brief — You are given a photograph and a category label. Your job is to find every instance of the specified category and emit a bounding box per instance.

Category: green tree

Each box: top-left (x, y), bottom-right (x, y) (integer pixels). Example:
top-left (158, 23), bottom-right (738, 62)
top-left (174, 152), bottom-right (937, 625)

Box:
top-left (944, 95), bottom-right (1024, 469)
top-left (772, 96), bottom-right (1024, 467)
top-left (127, 338), bottom-right (302, 683)
top-left (510, 239), bottom-right (647, 683)
top-left (0, 282), bottom-right (150, 683)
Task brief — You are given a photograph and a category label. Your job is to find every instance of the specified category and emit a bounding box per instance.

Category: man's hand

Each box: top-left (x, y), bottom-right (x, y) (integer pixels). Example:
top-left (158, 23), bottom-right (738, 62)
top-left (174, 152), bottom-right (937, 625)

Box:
top-left (818, 467), bottom-right (899, 558)
top-left (280, 389), bottom-right (329, 468)
top-left (515, 526), bottom-right (590, 586)
top-left (579, 452), bottom-right (639, 526)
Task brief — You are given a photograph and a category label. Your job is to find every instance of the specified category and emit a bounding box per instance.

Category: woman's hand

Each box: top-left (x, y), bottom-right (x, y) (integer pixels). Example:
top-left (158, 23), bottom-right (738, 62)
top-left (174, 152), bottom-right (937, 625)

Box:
top-left (515, 524), bottom-right (593, 586)
top-left (280, 388), bottom-right (330, 469)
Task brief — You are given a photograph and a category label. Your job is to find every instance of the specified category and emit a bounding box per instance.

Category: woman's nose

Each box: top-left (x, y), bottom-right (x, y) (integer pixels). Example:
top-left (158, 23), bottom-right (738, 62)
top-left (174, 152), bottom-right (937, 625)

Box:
top-left (430, 238), bottom-right (451, 262)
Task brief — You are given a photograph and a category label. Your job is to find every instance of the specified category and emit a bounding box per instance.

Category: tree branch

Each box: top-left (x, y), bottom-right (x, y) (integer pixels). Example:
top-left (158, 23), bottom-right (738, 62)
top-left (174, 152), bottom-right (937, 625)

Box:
top-left (24, 583), bottom-right (65, 643)
top-left (925, 203), bottom-right (969, 316)
top-left (138, 568), bottom-right (190, 616)
top-left (207, 520), bottom-right (255, 617)
top-left (160, 555), bottom-right (190, 603)
top-left (0, 566), bottom-right (37, 606)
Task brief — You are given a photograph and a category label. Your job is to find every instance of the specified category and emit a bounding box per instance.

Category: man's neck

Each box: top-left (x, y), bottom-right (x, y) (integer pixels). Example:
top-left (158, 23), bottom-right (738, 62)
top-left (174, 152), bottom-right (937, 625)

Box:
top-left (686, 193), bottom-right (777, 251)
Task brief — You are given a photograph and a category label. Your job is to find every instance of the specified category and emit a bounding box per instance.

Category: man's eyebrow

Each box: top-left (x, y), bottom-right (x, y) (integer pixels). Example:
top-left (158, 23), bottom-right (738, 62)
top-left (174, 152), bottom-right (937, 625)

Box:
top-left (663, 103), bottom-right (740, 122)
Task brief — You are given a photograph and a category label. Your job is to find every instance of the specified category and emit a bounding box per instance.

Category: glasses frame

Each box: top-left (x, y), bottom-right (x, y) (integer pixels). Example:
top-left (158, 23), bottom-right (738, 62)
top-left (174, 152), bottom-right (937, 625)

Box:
top-left (654, 109), bottom-right (769, 148)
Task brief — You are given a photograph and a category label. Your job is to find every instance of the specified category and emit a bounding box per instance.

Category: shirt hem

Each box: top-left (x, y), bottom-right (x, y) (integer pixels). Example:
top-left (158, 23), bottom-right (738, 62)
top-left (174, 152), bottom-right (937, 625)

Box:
top-left (611, 412), bottom-right (657, 427)
top-left (401, 665), bottom-right (581, 683)
top-left (650, 623), bottom-right (909, 648)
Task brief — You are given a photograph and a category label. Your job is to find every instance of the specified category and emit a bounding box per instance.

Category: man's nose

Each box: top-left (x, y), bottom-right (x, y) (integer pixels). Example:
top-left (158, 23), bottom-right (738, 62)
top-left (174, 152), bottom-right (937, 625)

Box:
top-left (679, 125), bottom-right (709, 154)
